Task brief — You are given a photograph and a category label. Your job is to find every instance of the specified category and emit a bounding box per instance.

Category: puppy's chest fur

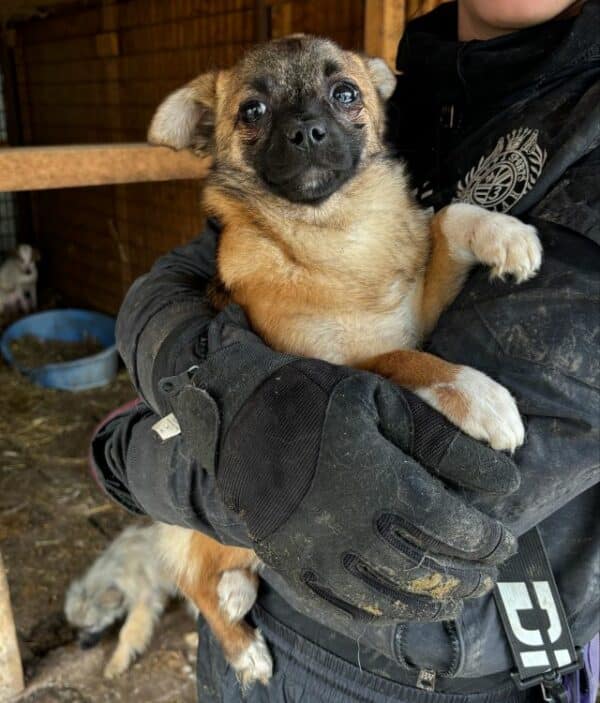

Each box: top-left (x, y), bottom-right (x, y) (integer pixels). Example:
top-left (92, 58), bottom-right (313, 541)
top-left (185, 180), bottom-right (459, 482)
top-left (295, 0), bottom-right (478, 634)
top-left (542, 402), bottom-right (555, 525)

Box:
top-left (207, 160), bottom-right (431, 365)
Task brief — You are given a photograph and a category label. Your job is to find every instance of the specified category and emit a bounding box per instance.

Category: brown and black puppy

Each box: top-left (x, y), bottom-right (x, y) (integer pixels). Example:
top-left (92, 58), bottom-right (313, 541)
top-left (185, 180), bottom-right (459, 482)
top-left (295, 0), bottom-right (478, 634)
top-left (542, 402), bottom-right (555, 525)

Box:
top-left (148, 36), bottom-right (541, 688)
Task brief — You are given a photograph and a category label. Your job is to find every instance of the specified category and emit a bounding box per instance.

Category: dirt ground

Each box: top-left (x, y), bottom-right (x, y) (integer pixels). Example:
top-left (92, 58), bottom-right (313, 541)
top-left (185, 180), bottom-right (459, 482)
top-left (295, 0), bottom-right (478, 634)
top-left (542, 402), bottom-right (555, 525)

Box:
top-left (0, 325), bottom-right (197, 703)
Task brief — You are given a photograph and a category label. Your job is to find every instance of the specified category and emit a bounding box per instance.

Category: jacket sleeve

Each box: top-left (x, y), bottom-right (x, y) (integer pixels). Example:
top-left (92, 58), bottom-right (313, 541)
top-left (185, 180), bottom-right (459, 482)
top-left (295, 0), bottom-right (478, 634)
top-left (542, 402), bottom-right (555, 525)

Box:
top-left (427, 148), bottom-right (600, 536)
top-left (101, 218), bottom-right (251, 542)
top-left (116, 219), bottom-right (220, 414)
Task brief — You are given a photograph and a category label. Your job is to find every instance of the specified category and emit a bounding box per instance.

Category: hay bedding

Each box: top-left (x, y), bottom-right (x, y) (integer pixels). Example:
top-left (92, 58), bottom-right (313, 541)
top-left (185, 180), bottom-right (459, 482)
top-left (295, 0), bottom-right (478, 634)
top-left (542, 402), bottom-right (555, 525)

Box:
top-left (0, 311), bottom-right (197, 702)
top-left (9, 335), bottom-right (104, 368)
top-left (0, 358), bottom-right (134, 473)
top-left (0, 356), bottom-right (197, 701)
top-left (0, 316), bottom-right (136, 677)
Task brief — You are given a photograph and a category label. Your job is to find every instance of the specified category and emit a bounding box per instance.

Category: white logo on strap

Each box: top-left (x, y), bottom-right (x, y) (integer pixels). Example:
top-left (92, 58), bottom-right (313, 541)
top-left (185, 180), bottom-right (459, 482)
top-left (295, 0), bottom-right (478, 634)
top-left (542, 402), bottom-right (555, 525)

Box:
top-left (496, 580), bottom-right (568, 671)
top-left (455, 128), bottom-right (547, 212)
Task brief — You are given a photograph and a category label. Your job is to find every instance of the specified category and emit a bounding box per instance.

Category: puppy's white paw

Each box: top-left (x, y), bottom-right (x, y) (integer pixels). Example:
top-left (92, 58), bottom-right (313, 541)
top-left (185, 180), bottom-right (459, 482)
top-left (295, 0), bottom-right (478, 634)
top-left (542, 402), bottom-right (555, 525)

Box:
top-left (418, 366), bottom-right (525, 452)
top-left (218, 569), bottom-right (258, 623)
top-left (231, 630), bottom-right (273, 688)
top-left (104, 648), bottom-right (133, 679)
top-left (471, 214), bottom-right (542, 283)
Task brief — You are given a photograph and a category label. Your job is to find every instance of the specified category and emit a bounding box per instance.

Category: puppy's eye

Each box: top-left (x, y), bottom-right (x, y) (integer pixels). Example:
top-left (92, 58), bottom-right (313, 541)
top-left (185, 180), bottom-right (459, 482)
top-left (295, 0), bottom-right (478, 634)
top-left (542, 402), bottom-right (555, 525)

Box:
top-left (331, 82), bottom-right (359, 105)
top-left (240, 100), bottom-right (267, 124)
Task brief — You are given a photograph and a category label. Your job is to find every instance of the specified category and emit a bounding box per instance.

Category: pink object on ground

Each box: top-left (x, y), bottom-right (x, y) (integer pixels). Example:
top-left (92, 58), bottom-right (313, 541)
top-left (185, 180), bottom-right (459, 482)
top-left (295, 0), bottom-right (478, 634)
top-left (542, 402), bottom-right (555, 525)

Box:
top-left (88, 397), bottom-right (142, 490)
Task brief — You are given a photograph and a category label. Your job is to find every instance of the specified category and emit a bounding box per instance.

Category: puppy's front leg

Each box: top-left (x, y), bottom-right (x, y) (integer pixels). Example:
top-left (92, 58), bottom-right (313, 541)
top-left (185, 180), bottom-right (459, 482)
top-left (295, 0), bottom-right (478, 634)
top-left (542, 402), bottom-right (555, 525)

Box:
top-left (104, 598), bottom-right (160, 678)
top-left (420, 203), bottom-right (541, 336)
top-left (361, 349), bottom-right (524, 452)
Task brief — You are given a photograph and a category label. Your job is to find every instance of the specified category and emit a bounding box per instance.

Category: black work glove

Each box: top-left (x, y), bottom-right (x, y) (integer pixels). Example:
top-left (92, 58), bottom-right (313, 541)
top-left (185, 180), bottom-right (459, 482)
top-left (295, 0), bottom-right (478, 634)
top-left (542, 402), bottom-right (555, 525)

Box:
top-left (160, 305), bottom-right (521, 632)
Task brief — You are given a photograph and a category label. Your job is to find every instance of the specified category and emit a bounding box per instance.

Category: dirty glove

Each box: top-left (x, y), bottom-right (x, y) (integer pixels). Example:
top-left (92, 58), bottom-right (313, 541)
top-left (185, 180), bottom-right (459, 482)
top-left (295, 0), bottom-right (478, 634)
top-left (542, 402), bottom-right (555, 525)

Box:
top-left (160, 305), bottom-right (520, 630)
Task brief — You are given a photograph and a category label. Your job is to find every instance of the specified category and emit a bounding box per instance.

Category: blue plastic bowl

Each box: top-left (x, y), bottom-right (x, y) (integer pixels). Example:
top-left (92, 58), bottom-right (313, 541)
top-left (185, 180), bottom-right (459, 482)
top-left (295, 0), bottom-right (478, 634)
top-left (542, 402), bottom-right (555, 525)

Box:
top-left (0, 309), bottom-right (118, 391)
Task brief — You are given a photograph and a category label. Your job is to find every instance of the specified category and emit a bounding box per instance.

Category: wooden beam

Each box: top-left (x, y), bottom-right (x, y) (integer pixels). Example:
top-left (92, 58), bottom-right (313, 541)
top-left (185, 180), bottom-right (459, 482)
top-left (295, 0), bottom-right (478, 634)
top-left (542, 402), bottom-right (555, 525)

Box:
top-left (0, 144), bottom-right (211, 192)
top-left (364, 0), bottom-right (405, 68)
top-left (0, 0), bottom-right (77, 23)
top-left (0, 553), bottom-right (24, 700)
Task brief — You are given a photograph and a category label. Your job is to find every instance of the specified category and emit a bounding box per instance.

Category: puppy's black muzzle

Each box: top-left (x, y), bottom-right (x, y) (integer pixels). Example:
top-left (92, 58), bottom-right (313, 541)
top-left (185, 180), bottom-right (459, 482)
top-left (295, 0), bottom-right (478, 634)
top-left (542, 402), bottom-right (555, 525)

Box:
top-left (258, 114), bottom-right (360, 203)
top-left (78, 626), bottom-right (111, 649)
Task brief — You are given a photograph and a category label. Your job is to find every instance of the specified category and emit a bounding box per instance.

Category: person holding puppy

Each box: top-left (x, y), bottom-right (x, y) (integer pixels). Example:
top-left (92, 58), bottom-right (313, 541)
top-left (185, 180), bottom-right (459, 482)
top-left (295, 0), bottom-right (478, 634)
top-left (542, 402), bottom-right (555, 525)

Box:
top-left (91, 1), bottom-right (599, 702)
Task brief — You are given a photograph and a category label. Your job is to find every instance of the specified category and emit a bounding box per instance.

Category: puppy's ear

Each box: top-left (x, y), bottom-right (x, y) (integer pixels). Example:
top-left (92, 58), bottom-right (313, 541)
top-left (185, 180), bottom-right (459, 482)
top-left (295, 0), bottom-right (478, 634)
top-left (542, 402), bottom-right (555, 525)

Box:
top-left (98, 585), bottom-right (124, 610)
top-left (16, 244), bottom-right (33, 264)
top-left (148, 71), bottom-right (219, 153)
top-left (364, 57), bottom-right (397, 101)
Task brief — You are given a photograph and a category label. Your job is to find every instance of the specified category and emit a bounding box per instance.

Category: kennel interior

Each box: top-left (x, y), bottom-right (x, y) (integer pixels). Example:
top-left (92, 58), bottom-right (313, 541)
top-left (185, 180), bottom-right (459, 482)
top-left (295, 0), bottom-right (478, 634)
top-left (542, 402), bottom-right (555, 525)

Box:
top-left (0, 2), bottom-right (441, 701)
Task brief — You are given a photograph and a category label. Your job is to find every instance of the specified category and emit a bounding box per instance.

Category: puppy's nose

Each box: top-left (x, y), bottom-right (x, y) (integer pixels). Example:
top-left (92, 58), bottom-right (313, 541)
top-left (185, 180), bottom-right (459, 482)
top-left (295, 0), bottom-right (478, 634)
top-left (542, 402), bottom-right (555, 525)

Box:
top-left (286, 119), bottom-right (328, 149)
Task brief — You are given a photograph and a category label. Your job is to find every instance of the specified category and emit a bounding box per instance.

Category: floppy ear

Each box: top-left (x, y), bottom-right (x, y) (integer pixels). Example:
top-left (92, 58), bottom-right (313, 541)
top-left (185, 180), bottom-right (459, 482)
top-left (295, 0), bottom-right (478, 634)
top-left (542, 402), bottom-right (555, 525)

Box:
top-left (364, 57), bottom-right (397, 101)
top-left (98, 585), bottom-right (124, 610)
top-left (16, 244), bottom-right (33, 265)
top-left (148, 71), bottom-right (219, 154)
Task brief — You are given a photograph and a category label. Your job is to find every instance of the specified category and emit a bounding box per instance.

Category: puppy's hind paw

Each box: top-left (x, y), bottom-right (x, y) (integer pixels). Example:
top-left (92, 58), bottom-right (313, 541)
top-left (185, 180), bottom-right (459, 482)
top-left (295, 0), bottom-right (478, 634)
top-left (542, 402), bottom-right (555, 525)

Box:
top-left (232, 630), bottom-right (273, 689)
top-left (218, 569), bottom-right (258, 623)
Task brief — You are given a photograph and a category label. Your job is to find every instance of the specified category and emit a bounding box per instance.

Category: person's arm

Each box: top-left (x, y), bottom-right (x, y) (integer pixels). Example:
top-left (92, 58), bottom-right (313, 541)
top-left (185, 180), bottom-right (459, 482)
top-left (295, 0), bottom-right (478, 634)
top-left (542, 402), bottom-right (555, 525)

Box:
top-left (97, 218), bottom-right (527, 642)
top-left (97, 299), bottom-right (523, 647)
top-left (427, 148), bottom-right (600, 535)
top-left (115, 218), bottom-right (220, 414)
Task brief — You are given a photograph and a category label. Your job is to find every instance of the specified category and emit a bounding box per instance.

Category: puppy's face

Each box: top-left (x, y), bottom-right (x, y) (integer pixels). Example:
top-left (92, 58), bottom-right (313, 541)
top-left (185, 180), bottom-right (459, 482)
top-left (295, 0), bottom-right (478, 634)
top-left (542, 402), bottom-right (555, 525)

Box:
top-left (149, 36), bottom-right (395, 204)
top-left (65, 579), bottom-right (126, 648)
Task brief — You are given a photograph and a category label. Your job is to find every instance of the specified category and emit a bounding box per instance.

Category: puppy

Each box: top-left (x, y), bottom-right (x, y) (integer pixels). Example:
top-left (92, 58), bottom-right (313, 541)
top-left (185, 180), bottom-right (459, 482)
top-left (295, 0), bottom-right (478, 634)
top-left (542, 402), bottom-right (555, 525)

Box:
top-left (0, 244), bottom-right (39, 316)
top-left (147, 36), bottom-right (541, 687)
top-left (65, 524), bottom-right (179, 678)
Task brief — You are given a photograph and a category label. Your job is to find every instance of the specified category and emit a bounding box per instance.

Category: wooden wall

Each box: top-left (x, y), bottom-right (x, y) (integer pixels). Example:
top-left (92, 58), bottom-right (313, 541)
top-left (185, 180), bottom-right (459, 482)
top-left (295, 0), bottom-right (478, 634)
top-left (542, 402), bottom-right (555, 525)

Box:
top-left (8, 0), bottom-right (439, 314)
top-left (12, 0), bottom-right (260, 312)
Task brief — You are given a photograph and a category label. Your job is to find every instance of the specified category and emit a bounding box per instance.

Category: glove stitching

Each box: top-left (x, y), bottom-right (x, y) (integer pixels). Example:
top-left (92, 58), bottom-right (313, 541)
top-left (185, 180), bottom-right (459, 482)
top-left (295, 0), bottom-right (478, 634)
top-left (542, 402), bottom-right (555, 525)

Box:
top-left (341, 552), bottom-right (443, 611)
top-left (374, 513), bottom-right (493, 581)
top-left (290, 360), bottom-right (349, 394)
top-left (373, 384), bottom-right (416, 457)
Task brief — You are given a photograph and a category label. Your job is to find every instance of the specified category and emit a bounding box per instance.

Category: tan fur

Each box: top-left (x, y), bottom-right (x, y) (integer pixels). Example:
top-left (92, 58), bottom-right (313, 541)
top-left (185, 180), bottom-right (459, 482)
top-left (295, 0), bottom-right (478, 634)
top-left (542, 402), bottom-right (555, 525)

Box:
top-left (150, 36), bottom-right (541, 687)
top-left (104, 601), bottom-right (157, 679)
top-left (208, 158), bottom-right (429, 365)
top-left (420, 209), bottom-right (473, 337)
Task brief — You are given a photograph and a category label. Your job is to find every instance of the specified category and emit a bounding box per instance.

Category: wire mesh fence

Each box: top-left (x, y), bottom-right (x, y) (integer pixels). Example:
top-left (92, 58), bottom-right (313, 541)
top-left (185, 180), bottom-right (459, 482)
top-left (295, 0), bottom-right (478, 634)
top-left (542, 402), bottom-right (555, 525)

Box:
top-left (0, 67), bottom-right (17, 254)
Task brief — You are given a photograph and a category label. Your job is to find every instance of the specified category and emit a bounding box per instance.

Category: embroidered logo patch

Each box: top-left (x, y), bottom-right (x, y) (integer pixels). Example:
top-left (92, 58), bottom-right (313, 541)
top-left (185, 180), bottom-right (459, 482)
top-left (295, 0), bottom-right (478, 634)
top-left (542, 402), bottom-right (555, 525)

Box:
top-left (455, 128), bottom-right (547, 212)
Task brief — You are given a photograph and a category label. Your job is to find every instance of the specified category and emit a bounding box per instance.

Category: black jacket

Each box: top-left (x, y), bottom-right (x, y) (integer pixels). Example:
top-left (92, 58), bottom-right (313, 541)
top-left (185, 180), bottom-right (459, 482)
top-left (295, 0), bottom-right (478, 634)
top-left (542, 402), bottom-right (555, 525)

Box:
top-left (104, 2), bottom-right (599, 699)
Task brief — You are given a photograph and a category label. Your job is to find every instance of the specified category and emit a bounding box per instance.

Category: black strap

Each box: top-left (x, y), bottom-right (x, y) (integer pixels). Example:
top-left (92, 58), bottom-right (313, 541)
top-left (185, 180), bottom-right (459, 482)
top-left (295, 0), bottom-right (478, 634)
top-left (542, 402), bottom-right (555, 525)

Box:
top-left (494, 527), bottom-right (583, 702)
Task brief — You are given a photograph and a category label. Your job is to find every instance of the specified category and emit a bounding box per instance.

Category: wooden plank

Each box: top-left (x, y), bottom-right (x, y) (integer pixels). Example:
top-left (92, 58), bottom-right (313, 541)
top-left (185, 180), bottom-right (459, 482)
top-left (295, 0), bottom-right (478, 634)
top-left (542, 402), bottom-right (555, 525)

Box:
top-left (0, 0), bottom-right (77, 23)
top-left (0, 553), bottom-right (24, 700)
top-left (95, 31), bottom-right (120, 58)
top-left (364, 0), bottom-right (405, 67)
top-left (0, 144), bottom-right (210, 192)
top-left (16, 6), bottom-right (102, 45)
top-left (270, 1), bottom-right (293, 38)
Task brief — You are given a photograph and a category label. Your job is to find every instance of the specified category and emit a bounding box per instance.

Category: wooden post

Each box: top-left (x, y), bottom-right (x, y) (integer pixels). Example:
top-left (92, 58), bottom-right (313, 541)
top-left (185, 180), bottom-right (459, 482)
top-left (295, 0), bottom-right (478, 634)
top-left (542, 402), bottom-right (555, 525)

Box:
top-left (364, 0), bottom-right (406, 68)
top-left (0, 552), bottom-right (24, 700)
top-left (270, 1), bottom-right (293, 39)
top-left (255, 0), bottom-right (269, 42)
